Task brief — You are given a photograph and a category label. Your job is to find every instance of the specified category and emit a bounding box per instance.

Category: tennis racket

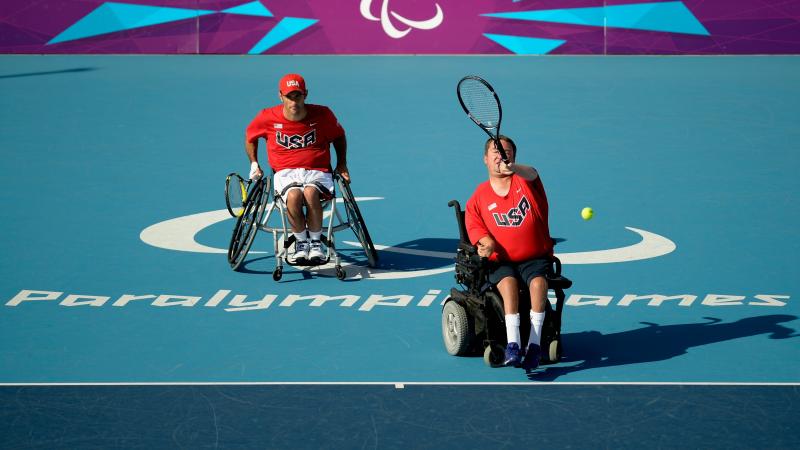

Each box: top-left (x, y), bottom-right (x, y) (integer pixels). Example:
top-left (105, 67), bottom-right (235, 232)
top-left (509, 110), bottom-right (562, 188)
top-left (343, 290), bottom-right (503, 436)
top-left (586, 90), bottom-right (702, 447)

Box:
top-left (224, 172), bottom-right (250, 217)
top-left (456, 75), bottom-right (508, 164)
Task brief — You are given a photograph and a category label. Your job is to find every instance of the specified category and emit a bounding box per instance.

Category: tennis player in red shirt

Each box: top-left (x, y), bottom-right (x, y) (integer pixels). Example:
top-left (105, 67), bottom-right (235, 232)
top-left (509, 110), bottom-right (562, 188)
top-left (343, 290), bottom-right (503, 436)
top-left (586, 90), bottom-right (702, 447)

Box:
top-left (245, 74), bottom-right (348, 263)
top-left (465, 136), bottom-right (553, 370)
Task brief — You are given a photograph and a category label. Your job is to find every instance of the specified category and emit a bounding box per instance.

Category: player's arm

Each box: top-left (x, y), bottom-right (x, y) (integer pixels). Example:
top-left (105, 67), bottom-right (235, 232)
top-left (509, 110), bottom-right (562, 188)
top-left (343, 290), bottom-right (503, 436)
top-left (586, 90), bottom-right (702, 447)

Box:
top-left (505, 162), bottom-right (539, 181)
top-left (245, 138), bottom-right (263, 180)
top-left (465, 197), bottom-right (495, 258)
top-left (333, 135), bottom-right (349, 182)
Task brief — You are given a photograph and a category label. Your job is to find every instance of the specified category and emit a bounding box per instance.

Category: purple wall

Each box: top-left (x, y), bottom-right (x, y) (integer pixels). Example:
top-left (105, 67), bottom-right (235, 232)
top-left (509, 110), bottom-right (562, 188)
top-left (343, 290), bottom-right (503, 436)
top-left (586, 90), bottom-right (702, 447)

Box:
top-left (2, 1), bottom-right (800, 54)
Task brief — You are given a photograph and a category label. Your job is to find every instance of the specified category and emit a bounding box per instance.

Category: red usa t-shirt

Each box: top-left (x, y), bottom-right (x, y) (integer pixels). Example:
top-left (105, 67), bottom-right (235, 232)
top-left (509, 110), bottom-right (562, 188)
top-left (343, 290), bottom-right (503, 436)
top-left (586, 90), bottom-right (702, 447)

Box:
top-left (246, 104), bottom-right (345, 172)
top-left (465, 174), bottom-right (553, 262)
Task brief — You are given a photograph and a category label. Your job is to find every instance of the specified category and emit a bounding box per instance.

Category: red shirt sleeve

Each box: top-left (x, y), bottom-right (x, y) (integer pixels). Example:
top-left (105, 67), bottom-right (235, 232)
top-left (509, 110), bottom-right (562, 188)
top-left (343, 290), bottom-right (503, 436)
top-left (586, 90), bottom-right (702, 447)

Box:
top-left (323, 107), bottom-right (345, 140)
top-left (246, 110), bottom-right (269, 143)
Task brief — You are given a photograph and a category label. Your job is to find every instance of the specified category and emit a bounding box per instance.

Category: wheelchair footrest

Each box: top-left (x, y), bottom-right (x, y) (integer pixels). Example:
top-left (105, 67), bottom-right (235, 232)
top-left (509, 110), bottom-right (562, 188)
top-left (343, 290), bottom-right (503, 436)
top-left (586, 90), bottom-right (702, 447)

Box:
top-left (286, 257), bottom-right (330, 267)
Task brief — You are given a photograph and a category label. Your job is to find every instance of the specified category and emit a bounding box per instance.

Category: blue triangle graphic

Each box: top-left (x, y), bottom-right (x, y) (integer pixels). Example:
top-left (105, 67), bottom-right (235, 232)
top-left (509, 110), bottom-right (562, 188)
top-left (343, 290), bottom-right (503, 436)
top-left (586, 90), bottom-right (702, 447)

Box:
top-left (484, 33), bottom-right (565, 54)
top-left (483, 1), bottom-right (709, 36)
top-left (48, 2), bottom-right (216, 45)
top-left (248, 17), bottom-right (318, 54)
top-left (222, 1), bottom-right (273, 17)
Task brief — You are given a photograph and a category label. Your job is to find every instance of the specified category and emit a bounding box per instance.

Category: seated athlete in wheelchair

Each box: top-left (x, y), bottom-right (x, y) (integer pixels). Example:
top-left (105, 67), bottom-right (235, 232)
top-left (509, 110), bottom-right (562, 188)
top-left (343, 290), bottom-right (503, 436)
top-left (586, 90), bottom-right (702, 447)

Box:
top-left (225, 72), bottom-right (377, 280)
top-left (441, 136), bottom-right (571, 370)
top-left (226, 171), bottom-right (378, 280)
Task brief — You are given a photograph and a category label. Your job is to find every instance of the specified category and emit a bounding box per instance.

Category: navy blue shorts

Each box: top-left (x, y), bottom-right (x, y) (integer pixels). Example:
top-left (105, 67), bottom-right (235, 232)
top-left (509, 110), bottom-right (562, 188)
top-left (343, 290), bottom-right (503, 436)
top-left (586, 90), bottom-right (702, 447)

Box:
top-left (488, 257), bottom-right (552, 287)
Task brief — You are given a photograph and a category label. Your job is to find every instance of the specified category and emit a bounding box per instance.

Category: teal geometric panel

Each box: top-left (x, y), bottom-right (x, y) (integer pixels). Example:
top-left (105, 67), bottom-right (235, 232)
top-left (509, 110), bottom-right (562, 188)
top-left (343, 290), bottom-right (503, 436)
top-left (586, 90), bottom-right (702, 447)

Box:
top-left (483, 33), bottom-right (566, 54)
top-left (221, 1), bottom-right (273, 17)
top-left (483, 1), bottom-right (710, 36)
top-left (47, 2), bottom-right (216, 45)
top-left (248, 17), bottom-right (318, 54)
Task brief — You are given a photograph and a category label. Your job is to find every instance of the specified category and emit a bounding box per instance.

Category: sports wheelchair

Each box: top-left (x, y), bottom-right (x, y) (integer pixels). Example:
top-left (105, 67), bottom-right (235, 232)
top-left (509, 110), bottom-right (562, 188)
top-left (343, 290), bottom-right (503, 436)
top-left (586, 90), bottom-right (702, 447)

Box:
top-left (441, 200), bottom-right (572, 367)
top-left (225, 172), bottom-right (378, 281)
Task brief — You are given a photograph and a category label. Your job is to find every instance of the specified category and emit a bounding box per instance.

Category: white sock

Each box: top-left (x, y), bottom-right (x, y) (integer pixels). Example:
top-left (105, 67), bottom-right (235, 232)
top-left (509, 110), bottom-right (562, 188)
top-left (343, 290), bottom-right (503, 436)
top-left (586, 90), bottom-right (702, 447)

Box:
top-left (505, 313), bottom-right (521, 346)
top-left (293, 231), bottom-right (308, 243)
top-left (308, 230), bottom-right (322, 242)
top-left (528, 311), bottom-right (545, 347)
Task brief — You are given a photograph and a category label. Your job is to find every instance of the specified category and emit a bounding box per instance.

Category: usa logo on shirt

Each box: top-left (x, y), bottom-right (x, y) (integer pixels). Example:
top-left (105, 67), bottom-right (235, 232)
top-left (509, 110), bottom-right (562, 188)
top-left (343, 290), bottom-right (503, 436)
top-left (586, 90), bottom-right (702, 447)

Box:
top-left (276, 130), bottom-right (317, 149)
top-left (492, 196), bottom-right (530, 227)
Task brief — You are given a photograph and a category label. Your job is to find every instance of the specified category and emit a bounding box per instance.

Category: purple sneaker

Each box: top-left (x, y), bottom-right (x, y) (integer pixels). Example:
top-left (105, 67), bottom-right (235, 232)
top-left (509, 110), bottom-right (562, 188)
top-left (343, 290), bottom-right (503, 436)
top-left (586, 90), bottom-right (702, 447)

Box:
top-left (522, 344), bottom-right (541, 371)
top-left (503, 342), bottom-right (522, 367)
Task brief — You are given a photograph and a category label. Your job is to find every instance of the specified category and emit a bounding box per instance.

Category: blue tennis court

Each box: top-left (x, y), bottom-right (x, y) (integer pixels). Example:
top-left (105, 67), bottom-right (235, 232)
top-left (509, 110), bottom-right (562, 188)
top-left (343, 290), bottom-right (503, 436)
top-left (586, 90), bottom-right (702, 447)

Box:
top-left (1, 55), bottom-right (798, 447)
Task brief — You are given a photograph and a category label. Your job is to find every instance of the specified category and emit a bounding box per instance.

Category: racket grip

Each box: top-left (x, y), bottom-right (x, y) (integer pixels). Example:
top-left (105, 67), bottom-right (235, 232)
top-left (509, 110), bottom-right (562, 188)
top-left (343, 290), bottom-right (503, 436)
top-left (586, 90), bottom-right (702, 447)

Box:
top-left (497, 145), bottom-right (510, 164)
top-left (494, 138), bottom-right (510, 164)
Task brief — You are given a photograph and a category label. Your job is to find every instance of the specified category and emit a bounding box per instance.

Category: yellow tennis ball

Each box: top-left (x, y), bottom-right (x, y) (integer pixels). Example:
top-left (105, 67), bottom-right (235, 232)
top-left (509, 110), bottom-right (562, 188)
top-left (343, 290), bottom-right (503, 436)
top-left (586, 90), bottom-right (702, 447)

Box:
top-left (581, 207), bottom-right (594, 221)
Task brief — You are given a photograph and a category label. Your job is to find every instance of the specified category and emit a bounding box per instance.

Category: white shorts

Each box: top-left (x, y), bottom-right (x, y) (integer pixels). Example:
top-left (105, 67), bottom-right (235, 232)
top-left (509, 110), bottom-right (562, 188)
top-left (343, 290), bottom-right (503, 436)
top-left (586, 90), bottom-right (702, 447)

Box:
top-left (273, 168), bottom-right (334, 198)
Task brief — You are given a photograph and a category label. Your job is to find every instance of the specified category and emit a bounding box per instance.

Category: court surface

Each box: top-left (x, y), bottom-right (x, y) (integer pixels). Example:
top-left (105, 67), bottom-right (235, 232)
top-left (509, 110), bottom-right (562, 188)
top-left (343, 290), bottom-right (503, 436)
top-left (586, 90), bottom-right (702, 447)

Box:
top-left (1, 55), bottom-right (798, 447)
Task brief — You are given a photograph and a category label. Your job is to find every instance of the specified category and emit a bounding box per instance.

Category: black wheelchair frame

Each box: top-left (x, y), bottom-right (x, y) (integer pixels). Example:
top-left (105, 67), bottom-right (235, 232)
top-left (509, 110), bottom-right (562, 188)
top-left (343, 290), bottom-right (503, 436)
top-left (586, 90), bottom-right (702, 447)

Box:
top-left (442, 200), bottom-right (572, 367)
top-left (227, 172), bottom-right (378, 280)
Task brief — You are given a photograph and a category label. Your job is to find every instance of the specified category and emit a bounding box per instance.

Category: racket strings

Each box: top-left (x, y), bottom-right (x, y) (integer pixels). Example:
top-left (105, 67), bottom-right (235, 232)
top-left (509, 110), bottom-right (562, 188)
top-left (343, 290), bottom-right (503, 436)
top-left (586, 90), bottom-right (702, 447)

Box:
top-left (458, 80), bottom-right (500, 129)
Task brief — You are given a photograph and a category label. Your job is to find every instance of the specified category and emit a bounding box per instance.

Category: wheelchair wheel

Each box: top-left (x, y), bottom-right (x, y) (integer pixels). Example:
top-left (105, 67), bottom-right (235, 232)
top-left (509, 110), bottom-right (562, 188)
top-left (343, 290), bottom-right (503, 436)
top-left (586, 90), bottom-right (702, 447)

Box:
top-left (483, 343), bottom-right (505, 368)
top-left (442, 300), bottom-right (471, 356)
top-left (337, 177), bottom-right (378, 268)
top-left (548, 339), bottom-right (561, 362)
top-left (228, 178), bottom-right (267, 270)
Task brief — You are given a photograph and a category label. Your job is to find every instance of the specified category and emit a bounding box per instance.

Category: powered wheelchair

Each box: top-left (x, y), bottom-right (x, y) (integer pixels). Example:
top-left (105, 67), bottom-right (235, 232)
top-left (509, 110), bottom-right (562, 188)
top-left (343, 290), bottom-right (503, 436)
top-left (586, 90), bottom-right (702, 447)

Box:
top-left (441, 200), bottom-right (572, 367)
top-left (225, 172), bottom-right (378, 280)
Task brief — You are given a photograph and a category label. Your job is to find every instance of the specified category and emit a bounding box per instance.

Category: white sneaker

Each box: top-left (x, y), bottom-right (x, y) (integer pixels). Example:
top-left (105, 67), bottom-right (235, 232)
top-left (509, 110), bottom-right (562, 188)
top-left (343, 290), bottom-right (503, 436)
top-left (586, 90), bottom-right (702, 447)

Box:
top-left (293, 240), bottom-right (309, 262)
top-left (308, 239), bottom-right (325, 262)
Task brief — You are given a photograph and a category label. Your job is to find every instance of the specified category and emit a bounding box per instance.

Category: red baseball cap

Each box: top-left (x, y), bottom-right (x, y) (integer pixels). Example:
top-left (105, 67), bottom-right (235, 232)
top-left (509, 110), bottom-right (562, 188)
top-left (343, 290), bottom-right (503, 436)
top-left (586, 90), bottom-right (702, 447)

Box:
top-left (279, 73), bottom-right (306, 95)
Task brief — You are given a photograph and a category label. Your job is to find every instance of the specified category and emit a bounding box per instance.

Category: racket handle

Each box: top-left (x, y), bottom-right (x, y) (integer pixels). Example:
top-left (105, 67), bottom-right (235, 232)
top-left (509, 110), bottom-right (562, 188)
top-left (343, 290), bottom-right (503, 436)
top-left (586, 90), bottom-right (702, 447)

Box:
top-left (495, 138), bottom-right (510, 164)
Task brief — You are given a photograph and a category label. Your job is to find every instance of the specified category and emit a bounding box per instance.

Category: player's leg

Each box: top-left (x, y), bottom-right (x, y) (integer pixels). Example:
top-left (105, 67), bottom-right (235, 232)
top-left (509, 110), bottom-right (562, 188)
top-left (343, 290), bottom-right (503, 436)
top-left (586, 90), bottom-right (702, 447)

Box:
top-left (491, 265), bottom-right (523, 366)
top-left (285, 189), bottom-right (310, 260)
top-left (303, 185), bottom-right (324, 261)
top-left (274, 169), bottom-right (309, 261)
top-left (520, 258), bottom-right (551, 370)
top-left (303, 170), bottom-right (335, 263)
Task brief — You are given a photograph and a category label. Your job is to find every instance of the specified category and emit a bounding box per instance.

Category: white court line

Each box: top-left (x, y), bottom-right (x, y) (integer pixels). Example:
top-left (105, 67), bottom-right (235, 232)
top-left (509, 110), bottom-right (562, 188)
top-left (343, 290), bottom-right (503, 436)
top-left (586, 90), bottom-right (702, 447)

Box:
top-left (1, 382), bottom-right (797, 386)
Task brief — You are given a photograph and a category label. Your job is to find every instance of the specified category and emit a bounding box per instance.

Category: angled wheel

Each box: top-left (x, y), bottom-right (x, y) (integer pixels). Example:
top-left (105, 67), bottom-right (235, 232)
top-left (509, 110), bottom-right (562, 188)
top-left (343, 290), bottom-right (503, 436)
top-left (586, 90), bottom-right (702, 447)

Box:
top-left (228, 178), bottom-right (268, 270)
top-left (337, 177), bottom-right (378, 268)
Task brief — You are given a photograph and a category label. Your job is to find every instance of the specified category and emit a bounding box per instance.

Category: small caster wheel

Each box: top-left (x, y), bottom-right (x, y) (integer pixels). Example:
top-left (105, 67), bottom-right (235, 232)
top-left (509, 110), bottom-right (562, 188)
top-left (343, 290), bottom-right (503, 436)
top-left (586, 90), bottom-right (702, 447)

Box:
top-left (548, 339), bottom-right (561, 362)
top-left (483, 344), bottom-right (505, 368)
top-left (272, 267), bottom-right (283, 281)
top-left (335, 265), bottom-right (346, 280)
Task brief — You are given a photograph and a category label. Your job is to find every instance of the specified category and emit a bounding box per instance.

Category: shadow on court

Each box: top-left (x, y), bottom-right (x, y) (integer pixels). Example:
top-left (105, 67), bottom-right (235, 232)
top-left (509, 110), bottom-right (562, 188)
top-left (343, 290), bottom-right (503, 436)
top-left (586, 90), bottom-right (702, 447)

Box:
top-left (531, 314), bottom-right (799, 381)
top-left (0, 67), bottom-right (96, 79)
top-left (236, 237), bottom-right (459, 282)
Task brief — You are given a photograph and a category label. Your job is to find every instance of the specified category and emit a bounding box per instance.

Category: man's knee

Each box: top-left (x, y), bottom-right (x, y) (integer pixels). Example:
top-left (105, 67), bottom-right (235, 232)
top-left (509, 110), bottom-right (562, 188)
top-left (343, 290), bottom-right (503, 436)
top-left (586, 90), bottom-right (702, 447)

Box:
top-left (497, 275), bottom-right (518, 289)
top-left (303, 186), bottom-right (320, 203)
top-left (285, 189), bottom-right (304, 211)
top-left (530, 276), bottom-right (548, 293)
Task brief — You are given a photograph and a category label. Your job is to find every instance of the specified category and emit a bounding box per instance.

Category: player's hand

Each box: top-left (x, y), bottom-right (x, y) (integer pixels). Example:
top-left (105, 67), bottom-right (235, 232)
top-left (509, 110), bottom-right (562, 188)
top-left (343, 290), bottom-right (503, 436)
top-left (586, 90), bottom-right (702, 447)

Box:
top-left (335, 163), bottom-right (350, 183)
top-left (249, 161), bottom-right (263, 180)
top-left (499, 160), bottom-right (514, 175)
top-left (476, 238), bottom-right (495, 258)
